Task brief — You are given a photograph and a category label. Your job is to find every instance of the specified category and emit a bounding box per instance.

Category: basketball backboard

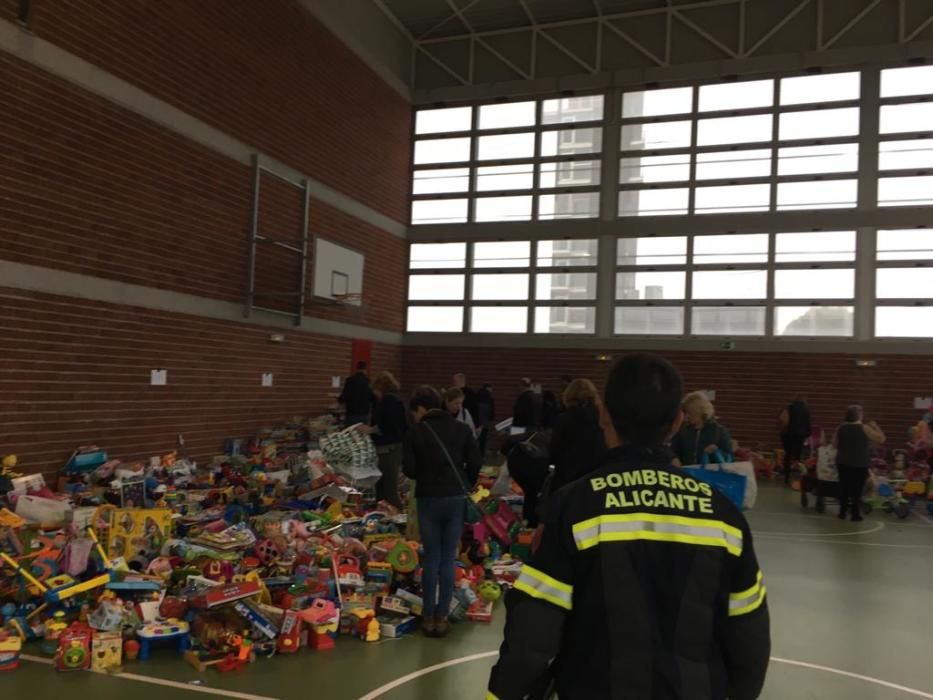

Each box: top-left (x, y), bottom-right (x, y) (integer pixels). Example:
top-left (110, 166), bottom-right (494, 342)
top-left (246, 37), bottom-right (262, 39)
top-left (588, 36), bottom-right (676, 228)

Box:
top-left (313, 238), bottom-right (364, 306)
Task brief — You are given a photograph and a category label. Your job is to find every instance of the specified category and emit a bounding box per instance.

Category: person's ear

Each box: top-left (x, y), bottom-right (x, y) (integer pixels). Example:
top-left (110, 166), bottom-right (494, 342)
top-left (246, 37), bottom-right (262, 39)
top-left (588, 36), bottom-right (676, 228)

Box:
top-left (598, 403), bottom-right (621, 449)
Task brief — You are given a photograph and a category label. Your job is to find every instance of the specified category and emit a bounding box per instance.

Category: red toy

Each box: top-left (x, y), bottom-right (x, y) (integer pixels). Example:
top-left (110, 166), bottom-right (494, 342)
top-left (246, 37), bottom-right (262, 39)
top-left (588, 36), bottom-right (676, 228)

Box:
top-left (55, 623), bottom-right (92, 672)
top-left (483, 499), bottom-right (520, 546)
top-left (277, 610), bottom-right (302, 654)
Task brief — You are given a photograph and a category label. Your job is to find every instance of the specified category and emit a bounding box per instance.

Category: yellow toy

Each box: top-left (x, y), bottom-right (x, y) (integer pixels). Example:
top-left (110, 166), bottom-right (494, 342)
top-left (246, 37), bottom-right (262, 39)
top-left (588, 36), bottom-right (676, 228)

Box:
top-left (106, 508), bottom-right (172, 560)
top-left (365, 617), bottom-right (380, 643)
top-left (91, 630), bottom-right (123, 672)
top-left (1, 455), bottom-right (21, 479)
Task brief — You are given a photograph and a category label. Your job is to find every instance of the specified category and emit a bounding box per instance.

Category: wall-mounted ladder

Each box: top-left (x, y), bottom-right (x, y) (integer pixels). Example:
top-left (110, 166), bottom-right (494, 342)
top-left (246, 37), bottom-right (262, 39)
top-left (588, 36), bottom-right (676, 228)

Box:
top-left (244, 155), bottom-right (311, 325)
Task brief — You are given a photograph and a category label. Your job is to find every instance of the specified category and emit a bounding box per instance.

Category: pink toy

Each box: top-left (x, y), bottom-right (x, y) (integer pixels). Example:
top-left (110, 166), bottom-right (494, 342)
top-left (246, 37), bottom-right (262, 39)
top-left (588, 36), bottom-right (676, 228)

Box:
top-left (483, 500), bottom-right (519, 546)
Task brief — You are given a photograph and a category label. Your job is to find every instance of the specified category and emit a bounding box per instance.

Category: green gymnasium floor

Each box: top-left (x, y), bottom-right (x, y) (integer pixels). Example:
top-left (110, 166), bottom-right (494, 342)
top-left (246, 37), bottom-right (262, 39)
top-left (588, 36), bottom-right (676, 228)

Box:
top-left (7, 483), bottom-right (933, 699)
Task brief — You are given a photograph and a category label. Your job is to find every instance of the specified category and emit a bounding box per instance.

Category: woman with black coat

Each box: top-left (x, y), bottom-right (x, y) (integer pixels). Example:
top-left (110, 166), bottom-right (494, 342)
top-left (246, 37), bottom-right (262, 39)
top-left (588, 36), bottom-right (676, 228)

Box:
top-left (548, 378), bottom-right (607, 493)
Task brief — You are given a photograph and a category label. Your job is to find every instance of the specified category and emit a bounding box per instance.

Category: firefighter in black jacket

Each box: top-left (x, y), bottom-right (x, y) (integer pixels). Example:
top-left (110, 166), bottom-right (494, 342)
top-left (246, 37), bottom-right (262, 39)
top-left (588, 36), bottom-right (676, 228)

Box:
top-left (487, 353), bottom-right (770, 700)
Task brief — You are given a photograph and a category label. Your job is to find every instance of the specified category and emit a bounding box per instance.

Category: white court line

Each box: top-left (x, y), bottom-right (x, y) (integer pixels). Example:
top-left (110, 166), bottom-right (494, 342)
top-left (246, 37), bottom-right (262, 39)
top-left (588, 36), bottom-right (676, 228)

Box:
top-left (21, 654), bottom-right (281, 700)
top-left (754, 510), bottom-right (933, 530)
top-left (356, 651), bottom-right (499, 700)
top-left (752, 521), bottom-right (884, 538)
top-left (357, 651), bottom-right (933, 699)
top-left (771, 657), bottom-right (933, 699)
top-left (754, 535), bottom-right (933, 549)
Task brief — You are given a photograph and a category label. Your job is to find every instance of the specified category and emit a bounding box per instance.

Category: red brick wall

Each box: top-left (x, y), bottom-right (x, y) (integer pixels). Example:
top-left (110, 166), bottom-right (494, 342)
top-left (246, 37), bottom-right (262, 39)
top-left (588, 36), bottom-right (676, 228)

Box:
top-left (1, 0), bottom-right (412, 222)
top-left (403, 347), bottom-right (930, 450)
top-left (1, 288), bottom-right (402, 474)
top-left (0, 51), bottom-right (407, 332)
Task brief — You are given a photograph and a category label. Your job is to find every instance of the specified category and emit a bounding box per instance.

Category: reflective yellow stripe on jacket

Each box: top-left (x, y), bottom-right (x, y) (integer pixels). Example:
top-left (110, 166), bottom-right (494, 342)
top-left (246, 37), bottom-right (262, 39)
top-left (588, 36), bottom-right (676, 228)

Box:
top-left (571, 512), bottom-right (743, 557)
top-left (485, 693), bottom-right (500, 700)
top-left (513, 564), bottom-right (573, 610)
top-left (729, 570), bottom-right (767, 616)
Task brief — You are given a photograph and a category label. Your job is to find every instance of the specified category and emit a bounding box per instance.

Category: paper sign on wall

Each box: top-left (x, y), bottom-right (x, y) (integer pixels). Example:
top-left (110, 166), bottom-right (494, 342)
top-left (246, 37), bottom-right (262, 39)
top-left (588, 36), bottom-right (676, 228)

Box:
top-left (914, 397), bottom-right (932, 410)
top-left (331, 376), bottom-right (342, 389)
top-left (262, 373), bottom-right (274, 388)
top-left (700, 390), bottom-right (716, 401)
top-left (150, 369), bottom-right (167, 386)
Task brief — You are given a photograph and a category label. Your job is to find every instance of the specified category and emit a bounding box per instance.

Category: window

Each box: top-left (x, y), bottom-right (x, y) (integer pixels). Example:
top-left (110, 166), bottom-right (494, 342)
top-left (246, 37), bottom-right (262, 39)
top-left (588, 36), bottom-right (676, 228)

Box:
top-left (616, 307), bottom-right (685, 335)
top-left (877, 230), bottom-right (933, 260)
top-left (876, 308), bottom-right (933, 338)
top-left (775, 232), bottom-right (855, 263)
top-left (471, 241), bottom-right (528, 268)
top-left (619, 188), bottom-right (690, 216)
top-left (774, 269), bottom-right (854, 299)
top-left (413, 137), bottom-right (470, 165)
top-left (413, 167), bottom-right (470, 195)
top-left (699, 79), bottom-right (774, 111)
top-left (413, 96), bottom-right (604, 224)
top-left (876, 268), bottom-right (933, 298)
top-left (478, 101), bottom-right (536, 129)
top-left (408, 274), bottom-right (464, 301)
top-left (879, 140), bottom-right (933, 170)
top-left (535, 307), bottom-right (596, 334)
top-left (878, 176), bottom-right (933, 207)
top-left (537, 273), bottom-right (597, 301)
top-left (618, 237), bottom-right (688, 266)
top-left (694, 234), bottom-right (769, 265)
top-left (616, 271), bottom-right (686, 300)
top-left (411, 199), bottom-right (469, 225)
top-left (472, 274), bottom-right (529, 300)
top-left (474, 195), bottom-right (533, 222)
top-left (693, 270), bottom-right (767, 299)
top-left (408, 240), bottom-right (597, 335)
top-left (408, 306), bottom-right (464, 332)
top-left (775, 307), bottom-right (854, 336)
top-left (620, 71), bottom-right (860, 217)
top-left (538, 239), bottom-right (599, 267)
top-left (693, 307), bottom-right (767, 335)
top-left (471, 306), bottom-right (528, 333)
top-left (415, 106), bottom-right (472, 134)
top-left (777, 180), bottom-right (857, 210)
top-left (881, 65), bottom-right (933, 99)
top-left (410, 243), bottom-right (467, 269)
top-left (780, 72), bottom-right (860, 105)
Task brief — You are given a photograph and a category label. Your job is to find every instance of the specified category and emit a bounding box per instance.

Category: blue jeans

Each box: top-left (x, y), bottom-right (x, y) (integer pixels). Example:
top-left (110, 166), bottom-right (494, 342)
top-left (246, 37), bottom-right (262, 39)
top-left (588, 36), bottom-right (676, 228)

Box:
top-left (417, 495), bottom-right (466, 618)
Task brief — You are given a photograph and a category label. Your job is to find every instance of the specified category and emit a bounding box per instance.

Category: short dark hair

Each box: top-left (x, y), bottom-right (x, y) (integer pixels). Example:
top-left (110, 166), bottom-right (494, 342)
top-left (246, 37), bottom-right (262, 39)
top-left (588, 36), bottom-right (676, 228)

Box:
top-left (845, 404), bottom-right (863, 422)
top-left (604, 354), bottom-right (683, 446)
top-left (410, 385), bottom-right (442, 412)
top-left (356, 361), bottom-right (367, 371)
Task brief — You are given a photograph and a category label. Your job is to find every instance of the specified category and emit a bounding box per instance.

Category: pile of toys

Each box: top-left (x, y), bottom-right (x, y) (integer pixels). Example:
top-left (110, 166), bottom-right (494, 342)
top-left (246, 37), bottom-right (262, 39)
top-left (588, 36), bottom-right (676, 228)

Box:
top-left (0, 418), bottom-right (526, 674)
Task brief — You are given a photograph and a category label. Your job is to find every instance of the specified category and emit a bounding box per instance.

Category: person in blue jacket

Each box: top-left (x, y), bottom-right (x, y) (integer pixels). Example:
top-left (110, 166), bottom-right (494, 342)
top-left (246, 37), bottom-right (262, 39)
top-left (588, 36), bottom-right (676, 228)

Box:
top-left (671, 391), bottom-right (734, 467)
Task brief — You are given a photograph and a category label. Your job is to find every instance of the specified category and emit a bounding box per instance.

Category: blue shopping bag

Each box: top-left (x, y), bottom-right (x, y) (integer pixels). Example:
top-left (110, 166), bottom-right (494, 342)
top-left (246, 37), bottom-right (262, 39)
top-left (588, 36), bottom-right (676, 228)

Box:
top-left (683, 451), bottom-right (747, 509)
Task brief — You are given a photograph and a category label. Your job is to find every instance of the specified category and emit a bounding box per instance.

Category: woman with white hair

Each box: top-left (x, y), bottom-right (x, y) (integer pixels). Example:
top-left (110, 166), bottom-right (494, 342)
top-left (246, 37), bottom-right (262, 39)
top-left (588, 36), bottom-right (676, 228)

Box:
top-left (833, 405), bottom-right (886, 522)
top-left (671, 391), bottom-right (734, 467)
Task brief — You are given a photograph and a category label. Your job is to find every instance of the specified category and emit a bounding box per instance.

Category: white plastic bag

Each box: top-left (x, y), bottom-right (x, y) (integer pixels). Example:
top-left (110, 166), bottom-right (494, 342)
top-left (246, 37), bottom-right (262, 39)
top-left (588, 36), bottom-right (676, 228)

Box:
top-left (816, 446), bottom-right (839, 482)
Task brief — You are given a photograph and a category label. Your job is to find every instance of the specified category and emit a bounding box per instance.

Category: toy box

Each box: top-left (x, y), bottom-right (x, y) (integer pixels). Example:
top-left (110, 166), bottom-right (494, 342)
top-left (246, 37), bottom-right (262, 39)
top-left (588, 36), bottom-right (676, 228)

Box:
top-left (377, 615), bottom-right (417, 638)
top-left (91, 630), bottom-right (123, 671)
top-left (56, 623), bottom-right (92, 671)
top-left (106, 508), bottom-right (172, 561)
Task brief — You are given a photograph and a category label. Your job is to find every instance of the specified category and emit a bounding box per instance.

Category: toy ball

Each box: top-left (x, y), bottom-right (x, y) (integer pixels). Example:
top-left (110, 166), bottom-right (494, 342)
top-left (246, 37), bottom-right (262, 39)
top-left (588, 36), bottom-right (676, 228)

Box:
top-left (478, 581), bottom-right (502, 603)
top-left (254, 538), bottom-right (281, 567)
top-left (123, 639), bottom-right (140, 661)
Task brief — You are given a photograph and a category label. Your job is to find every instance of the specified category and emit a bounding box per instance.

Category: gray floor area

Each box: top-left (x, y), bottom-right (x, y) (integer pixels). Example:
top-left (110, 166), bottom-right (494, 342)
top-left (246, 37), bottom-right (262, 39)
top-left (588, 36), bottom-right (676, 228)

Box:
top-left (7, 482), bottom-right (933, 699)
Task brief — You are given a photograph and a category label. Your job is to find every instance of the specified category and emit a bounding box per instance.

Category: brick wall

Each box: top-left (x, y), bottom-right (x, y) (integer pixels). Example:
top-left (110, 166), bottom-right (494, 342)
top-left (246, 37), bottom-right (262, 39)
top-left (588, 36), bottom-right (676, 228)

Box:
top-left (403, 347), bottom-right (930, 450)
top-left (1, 288), bottom-right (402, 474)
top-left (0, 51), bottom-right (408, 332)
top-left (2, 0), bottom-right (412, 222)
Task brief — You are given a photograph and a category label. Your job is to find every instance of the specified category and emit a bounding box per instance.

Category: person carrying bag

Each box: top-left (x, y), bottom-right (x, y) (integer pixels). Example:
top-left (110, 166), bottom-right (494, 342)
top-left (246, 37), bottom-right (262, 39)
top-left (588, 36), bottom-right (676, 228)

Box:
top-left (403, 386), bottom-right (482, 638)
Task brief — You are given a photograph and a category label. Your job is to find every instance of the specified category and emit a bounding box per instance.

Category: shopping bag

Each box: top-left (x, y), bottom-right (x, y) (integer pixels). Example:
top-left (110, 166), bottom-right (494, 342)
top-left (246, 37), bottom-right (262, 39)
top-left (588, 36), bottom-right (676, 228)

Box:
top-left (816, 446), bottom-right (839, 482)
top-left (682, 466), bottom-right (748, 510)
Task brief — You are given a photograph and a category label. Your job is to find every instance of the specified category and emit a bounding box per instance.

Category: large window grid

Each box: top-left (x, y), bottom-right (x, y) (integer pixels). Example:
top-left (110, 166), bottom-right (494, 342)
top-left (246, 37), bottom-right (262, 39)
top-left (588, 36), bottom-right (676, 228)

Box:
top-left (412, 97), bottom-right (605, 224)
top-left (617, 73), bottom-right (861, 216)
top-left (408, 65), bottom-right (933, 343)
top-left (875, 229), bottom-right (933, 338)
top-left (407, 239), bottom-right (599, 334)
top-left (877, 66), bottom-right (933, 208)
top-left (614, 231), bottom-right (857, 338)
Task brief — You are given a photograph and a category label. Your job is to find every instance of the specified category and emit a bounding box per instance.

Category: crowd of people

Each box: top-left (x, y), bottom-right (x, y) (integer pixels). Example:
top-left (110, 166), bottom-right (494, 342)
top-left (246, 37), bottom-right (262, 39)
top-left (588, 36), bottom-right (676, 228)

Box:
top-left (337, 358), bottom-right (888, 698)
